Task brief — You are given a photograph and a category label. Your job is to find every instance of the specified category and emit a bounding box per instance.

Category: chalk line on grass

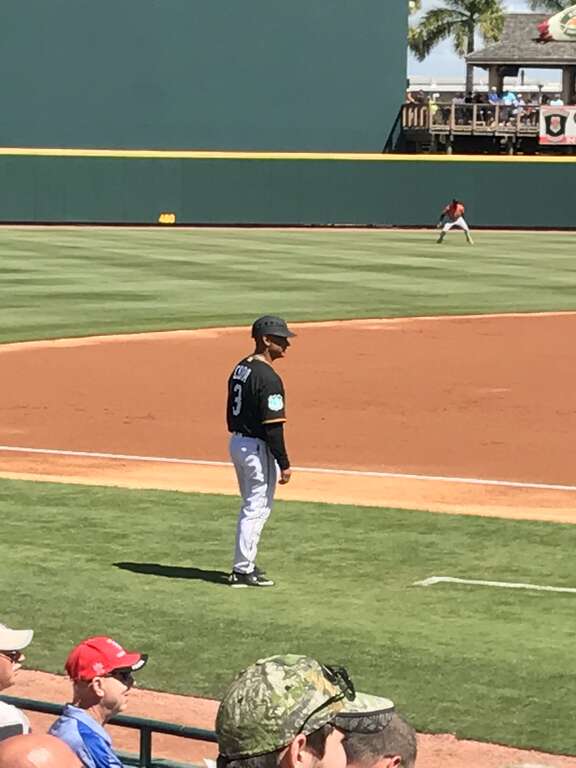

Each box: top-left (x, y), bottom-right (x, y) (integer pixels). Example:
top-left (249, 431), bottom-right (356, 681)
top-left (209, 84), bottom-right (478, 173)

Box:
top-left (0, 444), bottom-right (575, 492)
top-left (414, 576), bottom-right (576, 594)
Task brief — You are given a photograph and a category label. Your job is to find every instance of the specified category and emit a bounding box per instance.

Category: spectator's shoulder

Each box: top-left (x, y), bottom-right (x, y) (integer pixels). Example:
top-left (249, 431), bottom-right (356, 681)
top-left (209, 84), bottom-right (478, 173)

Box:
top-left (0, 700), bottom-right (30, 739)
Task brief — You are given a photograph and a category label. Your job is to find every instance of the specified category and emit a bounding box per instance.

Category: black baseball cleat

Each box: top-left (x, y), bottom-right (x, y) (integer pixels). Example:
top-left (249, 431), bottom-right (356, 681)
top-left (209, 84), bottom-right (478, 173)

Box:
top-left (229, 570), bottom-right (275, 588)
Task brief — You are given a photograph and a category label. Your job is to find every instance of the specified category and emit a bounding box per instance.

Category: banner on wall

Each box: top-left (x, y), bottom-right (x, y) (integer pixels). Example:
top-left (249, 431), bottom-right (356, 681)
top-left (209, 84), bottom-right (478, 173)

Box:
top-left (539, 106), bottom-right (576, 144)
top-left (537, 4), bottom-right (576, 42)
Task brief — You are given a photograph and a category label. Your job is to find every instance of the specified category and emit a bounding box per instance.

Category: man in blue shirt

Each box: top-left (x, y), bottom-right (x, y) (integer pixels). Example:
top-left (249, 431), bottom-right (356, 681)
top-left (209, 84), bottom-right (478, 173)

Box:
top-left (49, 636), bottom-right (147, 768)
top-left (488, 87), bottom-right (500, 105)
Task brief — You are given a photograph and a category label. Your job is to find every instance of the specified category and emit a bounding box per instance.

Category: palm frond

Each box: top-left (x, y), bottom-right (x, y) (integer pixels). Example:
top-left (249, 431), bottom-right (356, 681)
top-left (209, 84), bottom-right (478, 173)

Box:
top-left (477, 4), bottom-right (505, 43)
top-left (408, 7), bottom-right (465, 60)
top-left (451, 22), bottom-right (470, 56)
top-left (409, 0), bottom-right (504, 61)
top-left (442, 0), bottom-right (503, 13)
top-left (442, 0), bottom-right (483, 10)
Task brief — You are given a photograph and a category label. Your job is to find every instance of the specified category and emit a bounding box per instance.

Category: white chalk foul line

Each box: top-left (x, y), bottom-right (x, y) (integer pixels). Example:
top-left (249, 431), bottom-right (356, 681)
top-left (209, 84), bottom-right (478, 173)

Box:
top-left (0, 444), bottom-right (230, 468)
top-left (414, 576), bottom-right (576, 594)
top-left (0, 444), bottom-right (575, 492)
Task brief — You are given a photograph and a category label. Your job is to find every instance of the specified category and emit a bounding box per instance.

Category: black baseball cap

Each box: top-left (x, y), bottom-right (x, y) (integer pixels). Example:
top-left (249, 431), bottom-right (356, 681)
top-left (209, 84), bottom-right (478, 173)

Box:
top-left (251, 315), bottom-right (296, 339)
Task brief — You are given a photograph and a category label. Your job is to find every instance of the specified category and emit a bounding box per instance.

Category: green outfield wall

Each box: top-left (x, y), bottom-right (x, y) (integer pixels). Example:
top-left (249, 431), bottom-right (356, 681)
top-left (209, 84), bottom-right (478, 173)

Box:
top-left (0, 153), bottom-right (574, 228)
top-left (0, 0), bottom-right (405, 152)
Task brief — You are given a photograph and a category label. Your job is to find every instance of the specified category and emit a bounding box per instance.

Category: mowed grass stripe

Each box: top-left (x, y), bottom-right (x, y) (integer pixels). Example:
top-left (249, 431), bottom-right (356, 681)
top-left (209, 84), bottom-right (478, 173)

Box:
top-left (1, 478), bottom-right (575, 754)
top-left (0, 228), bottom-right (575, 342)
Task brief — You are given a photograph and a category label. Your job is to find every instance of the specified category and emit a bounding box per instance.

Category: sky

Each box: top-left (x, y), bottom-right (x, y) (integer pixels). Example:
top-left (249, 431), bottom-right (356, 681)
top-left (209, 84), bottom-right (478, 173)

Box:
top-left (407, 0), bottom-right (559, 80)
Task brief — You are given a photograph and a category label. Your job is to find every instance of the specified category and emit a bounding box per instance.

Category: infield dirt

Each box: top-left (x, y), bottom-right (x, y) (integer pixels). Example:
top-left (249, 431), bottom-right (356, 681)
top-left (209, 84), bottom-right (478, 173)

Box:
top-left (0, 314), bottom-right (575, 520)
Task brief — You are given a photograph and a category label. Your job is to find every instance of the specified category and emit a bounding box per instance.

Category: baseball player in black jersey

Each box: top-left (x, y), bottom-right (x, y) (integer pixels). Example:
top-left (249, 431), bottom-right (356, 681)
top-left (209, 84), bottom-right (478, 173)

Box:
top-left (226, 315), bottom-right (295, 588)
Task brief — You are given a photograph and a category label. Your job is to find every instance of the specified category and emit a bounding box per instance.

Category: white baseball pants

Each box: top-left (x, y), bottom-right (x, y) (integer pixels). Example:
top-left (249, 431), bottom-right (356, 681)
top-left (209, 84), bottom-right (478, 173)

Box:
top-left (442, 216), bottom-right (470, 232)
top-left (230, 434), bottom-right (277, 574)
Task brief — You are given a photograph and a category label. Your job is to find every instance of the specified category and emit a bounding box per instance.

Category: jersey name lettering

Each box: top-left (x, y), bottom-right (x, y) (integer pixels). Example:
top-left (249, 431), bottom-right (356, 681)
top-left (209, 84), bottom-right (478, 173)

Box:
top-left (232, 365), bottom-right (252, 383)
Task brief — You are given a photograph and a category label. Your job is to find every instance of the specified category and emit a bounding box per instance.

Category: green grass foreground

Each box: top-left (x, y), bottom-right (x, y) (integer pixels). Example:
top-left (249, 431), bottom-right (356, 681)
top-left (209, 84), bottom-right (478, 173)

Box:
top-left (0, 227), bottom-right (575, 342)
top-left (1, 478), bottom-right (575, 755)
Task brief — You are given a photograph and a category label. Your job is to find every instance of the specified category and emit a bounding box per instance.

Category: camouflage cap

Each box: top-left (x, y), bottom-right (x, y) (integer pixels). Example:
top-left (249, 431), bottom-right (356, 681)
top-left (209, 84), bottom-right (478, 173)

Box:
top-left (334, 692), bottom-right (395, 733)
top-left (216, 655), bottom-right (347, 759)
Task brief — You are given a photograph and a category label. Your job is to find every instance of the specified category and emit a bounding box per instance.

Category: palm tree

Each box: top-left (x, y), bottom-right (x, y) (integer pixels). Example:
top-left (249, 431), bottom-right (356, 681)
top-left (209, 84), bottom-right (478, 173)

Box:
top-left (409, 0), bottom-right (505, 94)
top-left (528, 0), bottom-right (573, 10)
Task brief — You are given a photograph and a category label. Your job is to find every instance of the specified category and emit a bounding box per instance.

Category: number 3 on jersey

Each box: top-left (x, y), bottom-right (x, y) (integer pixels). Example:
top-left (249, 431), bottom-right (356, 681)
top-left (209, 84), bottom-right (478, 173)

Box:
top-left (232, 382), bottom-right (243, 416)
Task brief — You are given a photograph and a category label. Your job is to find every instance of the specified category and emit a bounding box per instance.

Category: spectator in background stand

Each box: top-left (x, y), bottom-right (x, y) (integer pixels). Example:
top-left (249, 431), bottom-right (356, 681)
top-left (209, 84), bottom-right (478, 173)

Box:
top-left (513, 93), bottom-right (526, 123)
top-left (486, 87), bottom-right (501, 126)
top-left (501, 90), bottom-right (518, 124)
top-left (428, 93), bottom-right (440, 124)
top-left (488, 86), bottom-right (501, 105)
top-left (0, 623), bottom-right (33, 742)
top-left (452, 92), bottom-right (465, 124)
top-left (472, 91), bottom-right (488, 124)
top-left (550, 93), bottom-right (564, 106)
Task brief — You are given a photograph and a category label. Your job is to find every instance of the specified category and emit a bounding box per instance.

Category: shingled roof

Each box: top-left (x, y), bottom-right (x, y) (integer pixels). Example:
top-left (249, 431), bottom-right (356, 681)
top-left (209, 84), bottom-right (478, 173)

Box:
top-left (467, 13), bottom-right (576, 67)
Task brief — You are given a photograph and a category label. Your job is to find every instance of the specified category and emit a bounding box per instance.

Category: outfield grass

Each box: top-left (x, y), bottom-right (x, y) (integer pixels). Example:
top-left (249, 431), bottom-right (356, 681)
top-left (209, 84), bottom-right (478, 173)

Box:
top-left (1, 478), bottom-right (575, 755)
top-left (0, 227), bottom-right (575, 342)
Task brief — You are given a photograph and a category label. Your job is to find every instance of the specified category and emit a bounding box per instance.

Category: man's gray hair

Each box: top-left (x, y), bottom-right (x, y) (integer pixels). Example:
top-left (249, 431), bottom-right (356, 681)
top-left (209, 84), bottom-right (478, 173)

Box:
top-left (342, 713), bottom-right (417, 768)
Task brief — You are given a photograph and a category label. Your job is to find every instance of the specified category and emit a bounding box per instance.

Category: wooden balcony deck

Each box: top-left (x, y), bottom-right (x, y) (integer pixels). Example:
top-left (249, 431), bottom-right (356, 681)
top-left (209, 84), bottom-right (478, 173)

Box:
top-left (402, 103), bottom-right (540, 138)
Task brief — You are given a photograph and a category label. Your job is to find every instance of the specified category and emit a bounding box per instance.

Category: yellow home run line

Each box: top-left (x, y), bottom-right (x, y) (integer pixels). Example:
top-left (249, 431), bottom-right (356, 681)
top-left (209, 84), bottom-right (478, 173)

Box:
top-left (414, 576), bottom-right (576, 594)
top-left (1, 147), bottom-right (576, 163)
top-left (0, 445), bottom-right (575, 492)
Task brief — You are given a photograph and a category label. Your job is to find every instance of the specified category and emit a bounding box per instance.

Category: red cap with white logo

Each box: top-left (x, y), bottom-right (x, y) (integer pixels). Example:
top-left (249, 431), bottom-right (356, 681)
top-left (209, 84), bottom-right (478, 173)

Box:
top-left (65, 636), bottom-right (148, 681)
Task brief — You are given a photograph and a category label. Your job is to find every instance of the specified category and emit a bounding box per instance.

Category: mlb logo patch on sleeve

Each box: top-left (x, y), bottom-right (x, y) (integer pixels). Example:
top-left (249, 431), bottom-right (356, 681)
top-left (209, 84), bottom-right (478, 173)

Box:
top-left (268, 394), bottom-right (284, 411)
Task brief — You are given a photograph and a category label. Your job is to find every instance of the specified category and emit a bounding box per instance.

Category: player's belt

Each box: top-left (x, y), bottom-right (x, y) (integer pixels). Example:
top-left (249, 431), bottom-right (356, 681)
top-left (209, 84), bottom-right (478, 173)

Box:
top-left (232, 431), bottom-right (259, 439)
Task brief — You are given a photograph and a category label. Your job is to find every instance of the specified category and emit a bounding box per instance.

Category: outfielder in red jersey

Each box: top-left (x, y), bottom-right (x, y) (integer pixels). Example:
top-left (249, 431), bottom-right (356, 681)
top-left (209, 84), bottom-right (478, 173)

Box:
top-left (437, 199), bottom-right (474, 244)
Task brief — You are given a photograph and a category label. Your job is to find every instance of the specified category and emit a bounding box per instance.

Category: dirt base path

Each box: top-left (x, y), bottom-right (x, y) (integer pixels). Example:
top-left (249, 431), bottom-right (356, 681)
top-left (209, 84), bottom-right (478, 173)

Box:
top-left (0, 314), bottom-right (575, 520)
top-left (0, 458), bottom-right (575, 522)
top-left (7, 670), bottom-right (575, 768)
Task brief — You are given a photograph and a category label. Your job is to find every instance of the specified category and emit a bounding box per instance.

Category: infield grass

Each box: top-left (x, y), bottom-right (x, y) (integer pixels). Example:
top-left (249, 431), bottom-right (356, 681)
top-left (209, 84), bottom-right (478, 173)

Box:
top-left (1, 478), bottom-right (575, 755)
top-left (0, 227), bottom-right (575, 342)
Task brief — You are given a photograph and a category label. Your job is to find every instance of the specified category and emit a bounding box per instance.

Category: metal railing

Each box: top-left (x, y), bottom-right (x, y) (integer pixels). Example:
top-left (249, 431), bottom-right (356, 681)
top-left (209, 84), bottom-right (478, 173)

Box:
top-left (1, 695), bottom-right (217, 768)
top-left (402, 102), bottom-right (541, 135)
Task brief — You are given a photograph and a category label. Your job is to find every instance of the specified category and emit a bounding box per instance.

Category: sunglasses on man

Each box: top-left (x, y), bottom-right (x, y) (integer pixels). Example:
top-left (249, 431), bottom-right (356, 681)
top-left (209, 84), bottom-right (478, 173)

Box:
top-left (105, 667), bottom-right (135, 686)
top-left (0, 650), bottom-right (23, 664)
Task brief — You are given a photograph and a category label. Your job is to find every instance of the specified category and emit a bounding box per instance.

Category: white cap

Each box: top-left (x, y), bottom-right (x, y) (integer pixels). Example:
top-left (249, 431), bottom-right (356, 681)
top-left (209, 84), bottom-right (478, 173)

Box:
top-left (0, 623), bottom-right (34, 651)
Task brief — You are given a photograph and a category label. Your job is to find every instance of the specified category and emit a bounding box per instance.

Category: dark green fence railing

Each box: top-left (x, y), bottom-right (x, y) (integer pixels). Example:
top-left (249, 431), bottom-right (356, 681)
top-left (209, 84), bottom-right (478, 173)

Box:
top-left (0, 695), bottom-right (217, 768)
